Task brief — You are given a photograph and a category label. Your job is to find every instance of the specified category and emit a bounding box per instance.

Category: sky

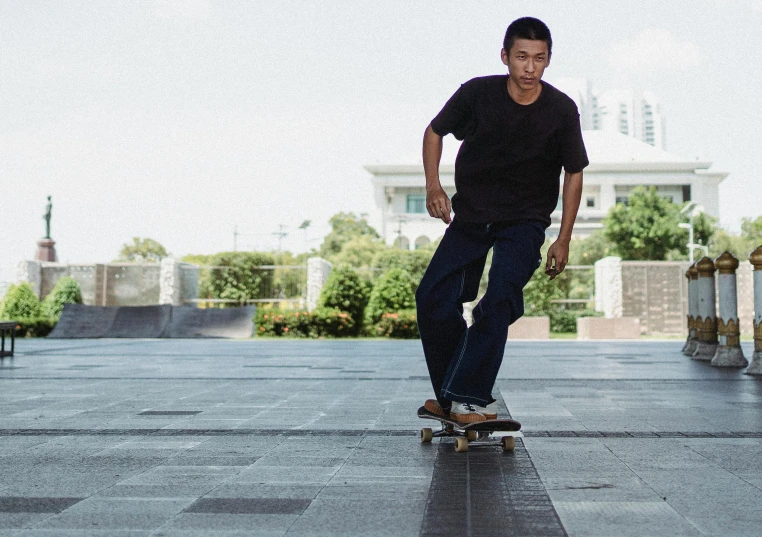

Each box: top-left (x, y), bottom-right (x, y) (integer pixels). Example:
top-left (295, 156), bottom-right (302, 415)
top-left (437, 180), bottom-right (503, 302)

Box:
top-left (2, 0), bottom-right (761, 270)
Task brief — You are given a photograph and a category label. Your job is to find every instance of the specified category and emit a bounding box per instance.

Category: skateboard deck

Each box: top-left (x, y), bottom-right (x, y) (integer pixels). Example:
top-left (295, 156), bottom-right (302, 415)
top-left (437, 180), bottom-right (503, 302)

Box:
top-left (417, 406), bottom-right (522, 452)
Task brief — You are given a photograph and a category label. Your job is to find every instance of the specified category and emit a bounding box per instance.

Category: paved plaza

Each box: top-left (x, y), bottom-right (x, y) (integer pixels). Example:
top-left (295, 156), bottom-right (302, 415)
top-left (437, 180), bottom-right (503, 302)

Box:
top-left (0, 337), bottom-right (760, 536)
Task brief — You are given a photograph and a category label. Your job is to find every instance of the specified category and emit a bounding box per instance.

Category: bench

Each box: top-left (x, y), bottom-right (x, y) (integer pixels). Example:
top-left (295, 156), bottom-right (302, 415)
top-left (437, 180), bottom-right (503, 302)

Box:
top-left (0, 321), bottom-right (17, 357)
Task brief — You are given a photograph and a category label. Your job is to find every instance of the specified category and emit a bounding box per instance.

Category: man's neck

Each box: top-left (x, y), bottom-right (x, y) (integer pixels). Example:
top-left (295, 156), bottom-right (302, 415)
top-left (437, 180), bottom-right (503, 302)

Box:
top-left (507, 77), bottom-right (543, 105)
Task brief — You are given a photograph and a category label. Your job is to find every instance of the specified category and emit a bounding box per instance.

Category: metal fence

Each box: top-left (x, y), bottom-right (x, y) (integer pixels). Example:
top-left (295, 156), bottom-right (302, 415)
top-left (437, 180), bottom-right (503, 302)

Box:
top-left (186, 265), bottom-right (307, 308)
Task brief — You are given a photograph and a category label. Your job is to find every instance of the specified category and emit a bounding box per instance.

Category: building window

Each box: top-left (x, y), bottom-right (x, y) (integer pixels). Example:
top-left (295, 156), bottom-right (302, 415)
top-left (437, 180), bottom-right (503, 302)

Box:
top-left (406, 195), bottom-right (426, 214)
top-left (414, 236), bottom-right (431, 250)
top-left (615, 196), bottom-right (629, 206)
top-left (586, 197), bottom-right (595, 208)
top-left (394, 236), bottom-right (410, 250)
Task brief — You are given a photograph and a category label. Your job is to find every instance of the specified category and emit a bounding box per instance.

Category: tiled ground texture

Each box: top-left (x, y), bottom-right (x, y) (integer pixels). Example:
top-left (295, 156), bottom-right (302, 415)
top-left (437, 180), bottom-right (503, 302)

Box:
top-left (0, 338), bottom-right (759, 536)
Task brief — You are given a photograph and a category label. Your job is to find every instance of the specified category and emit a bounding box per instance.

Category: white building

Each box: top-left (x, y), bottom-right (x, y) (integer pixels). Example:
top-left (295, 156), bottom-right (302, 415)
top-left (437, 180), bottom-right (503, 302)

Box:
top-left (365, 130), bottom-right (727, 248)
top-left (553, 78), bottom-right (666, 149)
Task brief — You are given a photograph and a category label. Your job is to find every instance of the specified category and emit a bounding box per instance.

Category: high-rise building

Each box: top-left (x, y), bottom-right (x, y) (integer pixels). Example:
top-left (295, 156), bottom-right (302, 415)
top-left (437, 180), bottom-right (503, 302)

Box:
top-left (553, 78), bottom-right (666, 150)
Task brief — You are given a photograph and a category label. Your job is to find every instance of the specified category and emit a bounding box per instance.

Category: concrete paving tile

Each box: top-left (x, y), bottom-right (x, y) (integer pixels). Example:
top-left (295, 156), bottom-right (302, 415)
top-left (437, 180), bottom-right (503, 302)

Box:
top-left (203, 484), bottom-right (324, 499)
top-left (541, 476), bottom-right (663, 503)
top-left (12, 531), bottom-right (150, 536)
top-left (0, 513), bottom-right (52, 530)
top-left (554, 501), bottom-right (700, 536)
top-left (158, 513), bottom-right (297, 533)
top-left (284, 498), bottom-right (425, 537)
top-left (31, 498), bottom-right (192, 530)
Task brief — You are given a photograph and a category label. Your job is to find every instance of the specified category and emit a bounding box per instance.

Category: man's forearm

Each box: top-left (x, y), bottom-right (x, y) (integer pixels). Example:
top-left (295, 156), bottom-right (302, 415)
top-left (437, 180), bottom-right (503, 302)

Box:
top-left (423, 124), bottom-right (443, 191)
top-left (558, 171), bottom-right (583, 242)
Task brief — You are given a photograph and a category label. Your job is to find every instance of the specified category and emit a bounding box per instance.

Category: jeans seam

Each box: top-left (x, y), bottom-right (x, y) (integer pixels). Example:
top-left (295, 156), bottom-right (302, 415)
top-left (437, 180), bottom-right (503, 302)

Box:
top-left (457, 268), bottom-right (466, 299)
top-left (443, 329), bottom-right (469, 395)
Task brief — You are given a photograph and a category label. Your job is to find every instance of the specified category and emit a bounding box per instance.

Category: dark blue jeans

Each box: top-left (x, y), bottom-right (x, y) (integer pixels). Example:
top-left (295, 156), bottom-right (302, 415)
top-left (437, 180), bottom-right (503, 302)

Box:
top-left (416, 218), bottom-right (545, 408)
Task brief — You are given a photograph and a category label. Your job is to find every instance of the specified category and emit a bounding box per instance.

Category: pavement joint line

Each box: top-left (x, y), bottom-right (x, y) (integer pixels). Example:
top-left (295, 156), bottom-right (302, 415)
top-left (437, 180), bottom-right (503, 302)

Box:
top-left (2, 428), bottom-right (761, 438)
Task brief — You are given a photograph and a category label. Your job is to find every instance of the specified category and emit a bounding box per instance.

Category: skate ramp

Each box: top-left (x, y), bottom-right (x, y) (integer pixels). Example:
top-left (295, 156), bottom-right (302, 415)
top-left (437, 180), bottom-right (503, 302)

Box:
top-left (167, 306), bottom-right (255, 338)
top-left (47, 304), bottom-right (118, 338)
top-left (48, 304), bottom-right (255, 339)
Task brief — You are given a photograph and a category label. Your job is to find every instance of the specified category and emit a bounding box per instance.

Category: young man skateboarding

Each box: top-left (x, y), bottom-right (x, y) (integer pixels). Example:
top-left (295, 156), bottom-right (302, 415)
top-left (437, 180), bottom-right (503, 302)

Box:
top-left (416, 17), bottom-right (587, 423)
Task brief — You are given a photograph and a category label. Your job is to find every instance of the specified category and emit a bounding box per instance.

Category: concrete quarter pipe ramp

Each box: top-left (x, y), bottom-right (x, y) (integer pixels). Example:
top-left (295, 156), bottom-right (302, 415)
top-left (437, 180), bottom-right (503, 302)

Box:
top-left (48, 304), bottom-right (255, 339)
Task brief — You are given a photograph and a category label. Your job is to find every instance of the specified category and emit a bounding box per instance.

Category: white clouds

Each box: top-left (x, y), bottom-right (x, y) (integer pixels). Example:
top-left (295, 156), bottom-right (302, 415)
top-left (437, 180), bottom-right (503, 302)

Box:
top-left (607, 29), bottom-right (702, 71)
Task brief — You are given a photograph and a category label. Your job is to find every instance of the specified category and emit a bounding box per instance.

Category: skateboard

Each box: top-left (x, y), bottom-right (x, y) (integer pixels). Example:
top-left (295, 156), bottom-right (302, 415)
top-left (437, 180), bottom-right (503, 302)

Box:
top-left (417, 406), bottom-right (522, 452)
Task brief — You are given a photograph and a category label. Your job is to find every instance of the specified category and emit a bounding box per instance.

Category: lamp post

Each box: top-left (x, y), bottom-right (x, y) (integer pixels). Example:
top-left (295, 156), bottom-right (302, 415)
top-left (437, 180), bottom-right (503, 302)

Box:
top-left (679, 202), bottom-right (707, 263)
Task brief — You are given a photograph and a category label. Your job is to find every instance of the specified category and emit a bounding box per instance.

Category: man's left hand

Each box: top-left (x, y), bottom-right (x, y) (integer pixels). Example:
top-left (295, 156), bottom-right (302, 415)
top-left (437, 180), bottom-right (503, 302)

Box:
top-left (545, 239), bottom-right (570, 280)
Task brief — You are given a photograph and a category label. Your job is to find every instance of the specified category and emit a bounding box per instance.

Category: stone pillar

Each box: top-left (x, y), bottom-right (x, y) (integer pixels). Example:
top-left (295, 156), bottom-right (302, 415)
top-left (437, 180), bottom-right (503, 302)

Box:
top-left (594, 256), bottom-right (622, 318)
top-left (159, 258), bottom-right (182, 306)
top-left (692, 256), bottom-right (718, 361)
top-left (711, 252), bottom-right (748, 367)
top-left (16, 260), bottom-right (42, 298)
top-left (306, 257), bottom-right (332, 311)
top-left (746, 246), bottom-right (762, 375)
top-left (683, 263), bottom-right (699, 356)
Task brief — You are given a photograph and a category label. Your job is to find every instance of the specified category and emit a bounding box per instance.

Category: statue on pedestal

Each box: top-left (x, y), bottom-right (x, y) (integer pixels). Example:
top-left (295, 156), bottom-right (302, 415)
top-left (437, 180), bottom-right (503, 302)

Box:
top-left (35, 195), bottom-right (58, 262)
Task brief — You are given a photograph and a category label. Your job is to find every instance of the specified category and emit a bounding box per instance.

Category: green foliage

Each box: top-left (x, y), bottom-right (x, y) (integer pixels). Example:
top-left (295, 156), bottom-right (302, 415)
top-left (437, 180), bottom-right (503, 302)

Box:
top-left (741, 216), bottom-right (762, 245)
top-left (332, 235), bottom-right (388, 267)
top-left (255, 308), bottom-right (355, 338)
top-left (318, 266), bottom-right (371, 334)
top-left (372, 310), bottom-right (419, 339)
top-left (709, 229), bottom-right (758, 260)
top-left (117, 237), bottom-right (168, 262)
top-left (365, 268), bottom-right (417, 326)
top-left (548, 309), bottom-right (602, 333)
top-left (692, 212), bottom-right (717, 248)
top-left (0, 283), bottom-right (42, 320)
top-left (12, 318), bottom-right (57, 338)
top-left (320, 212), bottom-right (380, 258)
top-left (372, 249), bottom-right (433, 286)
top-left (42, 277), bottom-right (83, 320)
top-left (603, 186), bottom-right (685, 260)
top-left (522, 267), bottom-right (565, 316)
top-left (207, 251), bottom-right (275, 303)
top-left (569, 231), bottom-right (616, 265)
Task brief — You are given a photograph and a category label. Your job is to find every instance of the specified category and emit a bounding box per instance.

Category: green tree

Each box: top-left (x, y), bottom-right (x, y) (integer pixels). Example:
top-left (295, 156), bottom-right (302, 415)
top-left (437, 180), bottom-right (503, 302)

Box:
top-left (207, 251), bottom-right (275, 303)
top-left (0, 282), bottom-right (42, 320)
top-left (741, 216), bottom-right (762, 246)
top-left (603, 186), bottom-right (684, 260)
top-left (568, 231), bottom-right (616, 265)
top-left (42, 277), bottom-right (83, 320)
top-left (371, 249), bottom-right (434, 286)
top-left (117, 237), bottom-right (168, 262)
top-left (320, 213), bottom-right (380, 259)
top-left (692, 212), bottom-right (717, 248)
top-left (365, 268), bottom-right (417, 325)
top-left (333, 235), bottom-right (389, 268)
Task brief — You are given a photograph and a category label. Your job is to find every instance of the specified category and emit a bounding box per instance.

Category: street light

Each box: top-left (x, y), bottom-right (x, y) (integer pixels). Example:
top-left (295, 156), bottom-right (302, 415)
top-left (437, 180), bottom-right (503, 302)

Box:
top-left (679, 202), bottom-right (707, 263)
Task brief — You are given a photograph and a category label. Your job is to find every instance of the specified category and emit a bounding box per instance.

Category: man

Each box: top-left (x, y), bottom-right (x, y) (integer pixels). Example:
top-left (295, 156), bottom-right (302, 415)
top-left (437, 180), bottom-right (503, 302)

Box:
top-left (416, 17), bottom-right (587, 423)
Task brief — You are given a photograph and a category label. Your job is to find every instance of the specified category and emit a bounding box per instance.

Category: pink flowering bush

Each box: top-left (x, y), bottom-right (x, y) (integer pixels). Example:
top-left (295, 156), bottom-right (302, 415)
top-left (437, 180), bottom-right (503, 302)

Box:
top-left (373, 310), bottom-right (419, 339)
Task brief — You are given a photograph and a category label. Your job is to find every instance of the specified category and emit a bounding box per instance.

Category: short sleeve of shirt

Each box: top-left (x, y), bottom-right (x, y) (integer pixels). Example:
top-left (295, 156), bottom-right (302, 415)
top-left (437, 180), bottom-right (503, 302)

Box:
top-left (430, 84), bottom-right (474, 140)
top-left (560, 106), bottom-right (589, 173)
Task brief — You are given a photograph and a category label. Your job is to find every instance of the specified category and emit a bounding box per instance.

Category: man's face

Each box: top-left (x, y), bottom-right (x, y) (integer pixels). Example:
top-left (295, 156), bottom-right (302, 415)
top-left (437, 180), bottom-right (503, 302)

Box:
top-left (501, 38), bottom-right (550, 91)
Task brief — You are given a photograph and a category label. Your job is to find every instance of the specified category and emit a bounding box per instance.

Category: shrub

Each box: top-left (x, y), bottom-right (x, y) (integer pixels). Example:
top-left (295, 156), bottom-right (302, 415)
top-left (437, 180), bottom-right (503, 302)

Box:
top-left (371, 249), bottom-right (433, 287)
top-left (318, 265), bottom-right (370, 334)
top-left (255, 308), bottom-right (355, 338)
top-left (207, 252), bottom-right (275, 304)
top-left (365, 268), bottom-right (416, 326)
top-left (373, 310), bottom-right (419, 339)
top-left (0, 283), bottom-right (42, 320)
top-left (13, 318), bottom-right (57, 338)
top-left (548, 308), bottom-right (602, 333)
top-left (42, 277), bottom-right (83, 320)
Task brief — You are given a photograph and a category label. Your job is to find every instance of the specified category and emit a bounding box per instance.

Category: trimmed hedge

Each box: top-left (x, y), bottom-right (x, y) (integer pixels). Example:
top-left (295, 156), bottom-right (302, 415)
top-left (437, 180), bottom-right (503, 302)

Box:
top-left (255, 308), bottom-right (355, 338)
top-left (548, 309), bottom-right (602, 333)
top-left (365, 268), bottom-right (416, 326)
top-left (11, 318), bottom-right (56, 338)
top-left (0, 282), bottom-right (42, 320)
top-left (42, 277), bottom-right (83, 320)
top-left (318, 265), bottom-right (370, 335)
top-left (372, 310), bottom-right (419, 339)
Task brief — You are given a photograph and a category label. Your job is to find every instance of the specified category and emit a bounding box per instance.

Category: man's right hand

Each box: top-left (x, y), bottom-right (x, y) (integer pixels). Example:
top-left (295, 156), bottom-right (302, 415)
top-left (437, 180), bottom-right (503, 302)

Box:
top-left (426, 186), bottom-right (452, 224)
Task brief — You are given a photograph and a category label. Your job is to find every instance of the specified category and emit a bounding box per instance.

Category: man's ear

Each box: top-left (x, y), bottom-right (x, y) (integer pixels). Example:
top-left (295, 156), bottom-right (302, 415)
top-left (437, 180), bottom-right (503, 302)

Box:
top-left (500, 48), bottom-right (509, 67)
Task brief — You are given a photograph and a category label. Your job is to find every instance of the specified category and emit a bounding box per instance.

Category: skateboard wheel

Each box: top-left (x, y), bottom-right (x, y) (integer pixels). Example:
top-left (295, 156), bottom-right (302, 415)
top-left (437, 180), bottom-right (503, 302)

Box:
top-left (455, 437), bottom-right (469, 452)
top-left (421, 428), bottom-right (433, 443)
top-left (502, 437), bottom-right (515, 452)
top-left (466, 430), bottom-right (478, 442)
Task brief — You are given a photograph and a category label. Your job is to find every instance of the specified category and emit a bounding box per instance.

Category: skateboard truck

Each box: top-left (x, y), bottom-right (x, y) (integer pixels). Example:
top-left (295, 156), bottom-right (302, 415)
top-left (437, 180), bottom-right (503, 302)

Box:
top-left (417, 406), bottom-right (522, 452)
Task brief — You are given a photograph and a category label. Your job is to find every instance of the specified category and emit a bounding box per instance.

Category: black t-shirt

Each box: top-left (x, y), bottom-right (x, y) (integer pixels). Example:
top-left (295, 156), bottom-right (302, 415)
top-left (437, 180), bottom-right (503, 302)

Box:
top-left (430, 75), bottom-right (589, 226)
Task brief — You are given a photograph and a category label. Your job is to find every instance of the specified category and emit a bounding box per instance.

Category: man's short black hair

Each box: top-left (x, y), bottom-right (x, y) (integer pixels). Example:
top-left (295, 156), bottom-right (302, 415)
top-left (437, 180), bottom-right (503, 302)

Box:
top-left (503, 17), bottom-right (552, 56)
